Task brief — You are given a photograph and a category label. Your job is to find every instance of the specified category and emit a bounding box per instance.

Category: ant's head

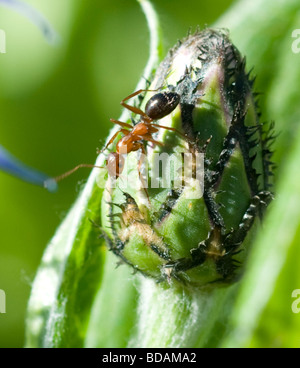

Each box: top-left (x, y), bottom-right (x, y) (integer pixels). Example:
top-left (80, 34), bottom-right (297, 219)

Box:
top-left (145, 92), bottom-right (180, 121)
top-left (106, 152), bottom-right (125, 179)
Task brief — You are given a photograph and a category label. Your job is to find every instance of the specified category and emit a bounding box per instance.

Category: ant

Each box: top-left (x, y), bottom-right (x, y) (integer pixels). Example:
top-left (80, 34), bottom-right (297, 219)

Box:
top-left (102, 89), bottom-right (185, 179)
top-left (48, 89), bottom-right (185, 192)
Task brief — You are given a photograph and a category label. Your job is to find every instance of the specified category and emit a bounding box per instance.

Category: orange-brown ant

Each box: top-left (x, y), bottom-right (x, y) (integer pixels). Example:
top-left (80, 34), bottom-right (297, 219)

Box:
top-left (49, 89), bottom-right (184, 191)
top-left (102, 89), bottom-right (184, 178)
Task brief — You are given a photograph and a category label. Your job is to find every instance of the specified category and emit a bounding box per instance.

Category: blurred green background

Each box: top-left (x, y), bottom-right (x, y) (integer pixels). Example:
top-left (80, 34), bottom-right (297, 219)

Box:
top-left (0, 0), bottom-right (235, 348)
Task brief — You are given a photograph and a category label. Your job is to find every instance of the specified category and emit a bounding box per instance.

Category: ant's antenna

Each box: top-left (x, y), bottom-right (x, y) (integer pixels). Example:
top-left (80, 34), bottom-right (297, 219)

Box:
top-left (44, 164), bottom-right (104, 189)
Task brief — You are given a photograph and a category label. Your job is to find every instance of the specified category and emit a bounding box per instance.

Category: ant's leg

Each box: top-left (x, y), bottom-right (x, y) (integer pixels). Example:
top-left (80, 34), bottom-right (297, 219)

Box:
top-left (100, 128), bottom-right (130, 154)
top-left (121, 102), bottom-right (151, 122)
top-left (122, 89), bottom-right (158, 103)
top-left (104, 117), bottom-right (133, 152)
top-left (150, 123), bottom-right (186, 139)
top-left (100, 130), bottom-right (122, 153)
top-left (120, 89), bottom-right (158, 122)
top-left (140, 134), bottom-right (164, 147)
top-left (110, 118), bottom-right (132, 129)
top-left (141, 134), bottom-right (183, 151)
top-left (54, 164), bottom-right (104, 183)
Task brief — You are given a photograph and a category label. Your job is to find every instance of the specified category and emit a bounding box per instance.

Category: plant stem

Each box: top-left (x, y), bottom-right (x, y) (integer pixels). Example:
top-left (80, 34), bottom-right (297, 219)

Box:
top-left (129, 278), bottom-right (238, 348)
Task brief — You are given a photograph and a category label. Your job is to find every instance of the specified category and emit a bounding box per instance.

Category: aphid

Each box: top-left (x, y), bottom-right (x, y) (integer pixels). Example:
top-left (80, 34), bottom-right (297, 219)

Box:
top-left (51, 89), bottom-right (183, 188)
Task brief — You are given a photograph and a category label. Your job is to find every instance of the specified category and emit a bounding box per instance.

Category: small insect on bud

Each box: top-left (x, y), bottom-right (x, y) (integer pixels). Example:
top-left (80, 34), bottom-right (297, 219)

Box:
top-left (101, 29), bottom-right (274, 288)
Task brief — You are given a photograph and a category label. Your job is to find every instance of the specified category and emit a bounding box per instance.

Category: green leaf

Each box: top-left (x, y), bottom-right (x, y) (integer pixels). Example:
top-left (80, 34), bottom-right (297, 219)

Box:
top-left (25, 0), bottom-right (163, 348)
top-left (222, 126), bottom-right (300, 347)
top-left (25, 170), bottom-right (106, 348)
top-left (84, 252), bottom-right (138, 349)
top-left (216, 0), bottom-right (300, 165)
top-left (215, 0), bottom-right (300, 348)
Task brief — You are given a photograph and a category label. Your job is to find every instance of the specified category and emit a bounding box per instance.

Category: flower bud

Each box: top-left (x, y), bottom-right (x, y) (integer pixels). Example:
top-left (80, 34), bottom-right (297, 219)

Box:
top-left (101, 29), bottom-right (273, 288)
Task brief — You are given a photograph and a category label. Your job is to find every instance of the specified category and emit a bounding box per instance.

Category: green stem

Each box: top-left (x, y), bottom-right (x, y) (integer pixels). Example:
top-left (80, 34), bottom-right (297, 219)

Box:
top-left (130, 278), bottom-right (239, 348)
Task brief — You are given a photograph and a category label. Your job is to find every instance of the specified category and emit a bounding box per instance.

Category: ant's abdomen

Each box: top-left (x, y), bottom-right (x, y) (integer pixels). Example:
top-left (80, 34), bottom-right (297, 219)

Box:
top-left (145, 92), bottom-right (180, 120)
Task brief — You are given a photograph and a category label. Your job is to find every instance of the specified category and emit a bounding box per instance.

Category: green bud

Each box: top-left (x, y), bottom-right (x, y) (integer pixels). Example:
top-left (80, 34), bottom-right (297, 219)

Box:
top-left (101, 29), bottom-right (274, 288)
